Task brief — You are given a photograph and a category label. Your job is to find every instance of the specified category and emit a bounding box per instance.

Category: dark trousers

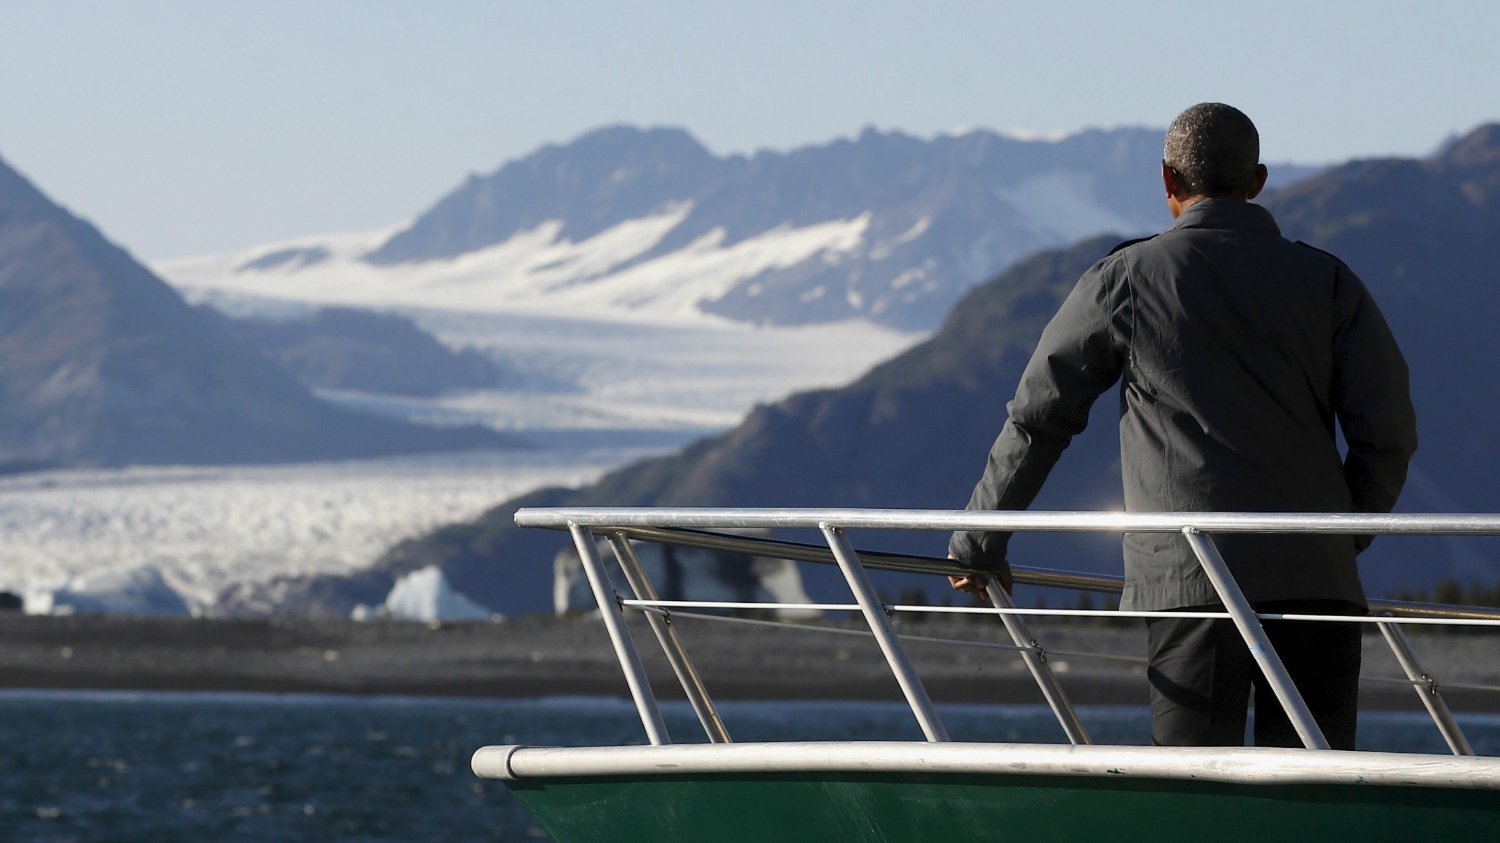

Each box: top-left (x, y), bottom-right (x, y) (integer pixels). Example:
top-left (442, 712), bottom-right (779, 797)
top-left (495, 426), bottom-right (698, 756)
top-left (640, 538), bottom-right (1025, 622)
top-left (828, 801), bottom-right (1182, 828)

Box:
top-left (1146, 599), bottom-right (1364, 750)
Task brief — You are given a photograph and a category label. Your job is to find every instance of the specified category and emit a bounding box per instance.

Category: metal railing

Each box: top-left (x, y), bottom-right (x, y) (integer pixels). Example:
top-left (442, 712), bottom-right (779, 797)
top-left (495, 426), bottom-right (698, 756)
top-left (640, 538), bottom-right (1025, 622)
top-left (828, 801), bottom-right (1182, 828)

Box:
top-left (518, 507), bottom-right (1500, 756)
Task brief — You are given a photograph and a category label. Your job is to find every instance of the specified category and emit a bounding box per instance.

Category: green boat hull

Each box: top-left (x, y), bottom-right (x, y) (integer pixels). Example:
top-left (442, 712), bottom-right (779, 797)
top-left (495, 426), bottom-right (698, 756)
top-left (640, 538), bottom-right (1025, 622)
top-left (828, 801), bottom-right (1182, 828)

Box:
top-left (509, 772), bottom-right (1500, 843)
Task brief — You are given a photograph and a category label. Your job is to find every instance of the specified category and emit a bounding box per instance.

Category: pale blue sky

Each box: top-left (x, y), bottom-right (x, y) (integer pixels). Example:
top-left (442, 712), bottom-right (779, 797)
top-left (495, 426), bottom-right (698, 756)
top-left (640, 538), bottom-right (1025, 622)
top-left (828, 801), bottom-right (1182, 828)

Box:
top-left (1, 0), bottom-right (1496, 258)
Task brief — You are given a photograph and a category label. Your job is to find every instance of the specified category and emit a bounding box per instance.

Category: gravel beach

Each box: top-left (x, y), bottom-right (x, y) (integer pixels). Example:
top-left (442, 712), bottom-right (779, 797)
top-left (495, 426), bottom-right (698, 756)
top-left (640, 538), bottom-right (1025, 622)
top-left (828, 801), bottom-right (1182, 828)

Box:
top-left (1, 613), bottom-right (1495, 712)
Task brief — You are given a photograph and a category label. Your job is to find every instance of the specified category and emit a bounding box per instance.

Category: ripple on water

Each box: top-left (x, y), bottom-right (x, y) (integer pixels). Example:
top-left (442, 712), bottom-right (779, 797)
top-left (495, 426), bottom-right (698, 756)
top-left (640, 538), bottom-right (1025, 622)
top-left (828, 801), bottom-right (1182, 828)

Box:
top-left (1, 690), bottom-right (1497, 841)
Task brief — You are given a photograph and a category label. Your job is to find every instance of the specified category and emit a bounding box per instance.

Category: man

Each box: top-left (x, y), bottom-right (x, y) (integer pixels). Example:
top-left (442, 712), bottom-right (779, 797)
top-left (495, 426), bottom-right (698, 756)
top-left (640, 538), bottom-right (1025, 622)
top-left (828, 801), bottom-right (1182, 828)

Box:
top-left (947, 103), bottom-right (1417, 749)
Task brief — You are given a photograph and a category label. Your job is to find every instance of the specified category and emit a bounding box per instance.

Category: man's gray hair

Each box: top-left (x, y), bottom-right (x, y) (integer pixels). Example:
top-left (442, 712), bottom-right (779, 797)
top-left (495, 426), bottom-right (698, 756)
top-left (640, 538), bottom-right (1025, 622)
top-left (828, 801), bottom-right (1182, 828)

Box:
top-left (1163, 103), bottom-right (1260, 198)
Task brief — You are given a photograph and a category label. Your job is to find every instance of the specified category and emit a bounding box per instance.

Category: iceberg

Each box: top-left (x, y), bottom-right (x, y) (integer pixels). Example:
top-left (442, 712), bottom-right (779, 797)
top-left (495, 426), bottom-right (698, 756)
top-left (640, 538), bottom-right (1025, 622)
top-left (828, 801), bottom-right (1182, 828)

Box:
top-left (31, 566), bottom-right (191, 616)
top-left (553, 533), bottom-right (818, 620)
top-left (352, 565), bottom-right (494, 622)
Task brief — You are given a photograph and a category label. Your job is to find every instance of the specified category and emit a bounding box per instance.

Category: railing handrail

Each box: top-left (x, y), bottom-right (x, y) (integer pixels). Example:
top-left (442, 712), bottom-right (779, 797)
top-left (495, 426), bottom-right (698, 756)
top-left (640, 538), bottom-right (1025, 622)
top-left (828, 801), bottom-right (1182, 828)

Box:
top-left (518, 506), bottom-right (1500, 535)
top-left (528, 506), bottom-right (1495, 755)
top-left (535, 519), bottom-right (1500, 622)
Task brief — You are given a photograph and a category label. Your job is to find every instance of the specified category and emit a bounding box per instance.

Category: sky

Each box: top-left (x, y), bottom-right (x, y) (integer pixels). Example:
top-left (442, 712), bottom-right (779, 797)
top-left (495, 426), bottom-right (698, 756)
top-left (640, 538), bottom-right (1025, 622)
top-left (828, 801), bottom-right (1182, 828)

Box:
top-left (1, 0), bottom-right (1497, 259)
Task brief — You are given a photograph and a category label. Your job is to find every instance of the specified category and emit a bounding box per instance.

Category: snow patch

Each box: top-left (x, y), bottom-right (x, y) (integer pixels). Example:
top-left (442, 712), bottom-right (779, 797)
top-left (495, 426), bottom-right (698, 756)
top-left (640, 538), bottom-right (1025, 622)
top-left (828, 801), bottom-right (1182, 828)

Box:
top-left (996, 128), bottom-right (1073, 143)
top-left (995, 171), bottom-right (1147, 244)
top-left (154, 207), bottom-right (873, 326)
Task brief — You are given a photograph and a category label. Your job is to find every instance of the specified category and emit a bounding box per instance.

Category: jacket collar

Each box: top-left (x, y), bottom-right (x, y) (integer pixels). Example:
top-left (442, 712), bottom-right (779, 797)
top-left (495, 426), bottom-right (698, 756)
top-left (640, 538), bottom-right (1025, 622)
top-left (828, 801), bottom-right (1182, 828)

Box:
top-left (1166, 198), bottom-right (1281, 236)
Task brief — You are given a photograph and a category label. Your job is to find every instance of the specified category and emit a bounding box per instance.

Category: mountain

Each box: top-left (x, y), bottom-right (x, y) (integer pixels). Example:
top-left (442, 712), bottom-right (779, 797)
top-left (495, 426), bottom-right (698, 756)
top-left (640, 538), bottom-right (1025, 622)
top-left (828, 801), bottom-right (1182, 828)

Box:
top-left (289, 122), bottom-right (1500, 616)
top-left (0, 153), bottom-right (511, 466)
top-left (212, 307), bottom-right (510, 397)
top-left (158, 126), bottom-right (1321, 331)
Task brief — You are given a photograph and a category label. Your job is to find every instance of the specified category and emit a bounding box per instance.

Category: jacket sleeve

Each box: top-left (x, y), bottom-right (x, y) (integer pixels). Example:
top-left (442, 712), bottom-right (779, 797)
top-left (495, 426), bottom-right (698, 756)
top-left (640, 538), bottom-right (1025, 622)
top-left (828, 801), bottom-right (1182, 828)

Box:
top-left (949, 261), bottom-right (1128, 571)
top-left (1331, 263), bottom-right (1418, 551)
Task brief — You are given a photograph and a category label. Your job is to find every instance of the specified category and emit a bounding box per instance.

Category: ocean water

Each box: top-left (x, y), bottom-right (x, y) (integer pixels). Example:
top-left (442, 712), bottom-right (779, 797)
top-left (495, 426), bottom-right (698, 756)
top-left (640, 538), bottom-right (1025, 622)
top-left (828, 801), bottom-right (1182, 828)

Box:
top-left (2, 690), bottom-right (1497, 842)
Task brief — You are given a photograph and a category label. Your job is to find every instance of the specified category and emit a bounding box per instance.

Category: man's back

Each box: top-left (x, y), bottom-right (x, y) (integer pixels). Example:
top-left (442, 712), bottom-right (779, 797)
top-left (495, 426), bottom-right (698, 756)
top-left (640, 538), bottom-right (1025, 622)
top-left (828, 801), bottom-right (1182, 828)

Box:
top-left (1123, 201), bottom-right (1358, 514)
top-left (1108, 199), bottom-right (1416, 609)
top-left (948, 198), bottom-right (1417, 611)
top-left (947, 102), bottom-right (1419, 749)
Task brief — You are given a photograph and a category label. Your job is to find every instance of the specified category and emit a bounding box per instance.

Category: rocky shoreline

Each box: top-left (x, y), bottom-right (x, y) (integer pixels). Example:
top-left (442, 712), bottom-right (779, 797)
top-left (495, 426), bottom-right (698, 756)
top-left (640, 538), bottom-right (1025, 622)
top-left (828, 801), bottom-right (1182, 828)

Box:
top-left (1, 614), bottom-right (1495, 712)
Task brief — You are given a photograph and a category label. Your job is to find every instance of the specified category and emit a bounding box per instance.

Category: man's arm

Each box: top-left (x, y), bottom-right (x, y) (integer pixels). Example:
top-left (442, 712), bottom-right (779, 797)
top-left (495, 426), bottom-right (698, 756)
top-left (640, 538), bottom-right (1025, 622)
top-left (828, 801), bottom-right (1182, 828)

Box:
top-left (1331, 264), bottom-right (1418, 550)
top-left (949, 261), bottom-right (1128, 575)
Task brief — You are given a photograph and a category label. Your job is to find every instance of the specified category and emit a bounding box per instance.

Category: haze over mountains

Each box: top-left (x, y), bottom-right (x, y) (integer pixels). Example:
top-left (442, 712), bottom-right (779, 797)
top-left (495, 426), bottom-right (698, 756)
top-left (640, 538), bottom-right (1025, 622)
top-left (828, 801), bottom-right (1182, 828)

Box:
top-left (212, 307), bottom-right (511, 397)
top-left (158, 126), bottom-right (1319, 331)
top-left (7, 116), bottom-right (1491, 618)
top-left (0, 154), bottom-right (509, 467)
top-left (302, 123), bottom-right (1500, 617)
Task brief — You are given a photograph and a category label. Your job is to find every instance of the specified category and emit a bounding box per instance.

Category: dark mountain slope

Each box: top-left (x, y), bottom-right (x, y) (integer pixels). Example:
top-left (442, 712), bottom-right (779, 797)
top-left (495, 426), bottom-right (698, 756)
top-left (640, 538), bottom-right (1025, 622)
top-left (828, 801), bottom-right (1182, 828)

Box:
top-left (1262, 124), bottom-right (1500, 585)
top-left (1265, 125), bottom-right (1500, 507)
top-left (213, 307), bottom-right (509, 397)
top-left (367, 126), bottom-right (725, 261)
top-left (0, 154), bottom-right (509, 465)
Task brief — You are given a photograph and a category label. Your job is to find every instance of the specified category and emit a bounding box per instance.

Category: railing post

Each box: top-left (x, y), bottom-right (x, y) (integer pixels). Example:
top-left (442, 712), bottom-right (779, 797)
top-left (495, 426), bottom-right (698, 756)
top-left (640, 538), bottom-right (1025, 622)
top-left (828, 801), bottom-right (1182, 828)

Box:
top-left (1181, 527), bottom-right (1330, 750)
top-left (569, 523), bottom-right (669, 746)
top-left (607, 533), bottom-right (732, 744)
top-left (821, 524), bottom-right (950, 742)
top-left (984, 578), bottom-right (1091, 745)
top-left (1376, 619), bottom-right (1473, 756)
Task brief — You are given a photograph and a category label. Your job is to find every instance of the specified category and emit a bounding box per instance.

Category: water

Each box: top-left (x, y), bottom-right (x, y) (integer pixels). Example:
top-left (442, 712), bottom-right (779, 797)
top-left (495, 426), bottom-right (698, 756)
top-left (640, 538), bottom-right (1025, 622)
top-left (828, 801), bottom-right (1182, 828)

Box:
top-left (3, 690), bottom-right (1497, 842)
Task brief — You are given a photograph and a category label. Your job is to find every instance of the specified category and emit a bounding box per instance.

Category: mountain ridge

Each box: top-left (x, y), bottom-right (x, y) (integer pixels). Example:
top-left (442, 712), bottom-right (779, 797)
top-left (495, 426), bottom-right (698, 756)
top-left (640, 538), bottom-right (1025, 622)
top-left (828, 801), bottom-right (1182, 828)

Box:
top-left (162, 125), bottom-right (1323, 330)
top-left (0, 153), bottom-right (512, 466)
top-left (211, 307), bottom-right (510, 398)
top-left (365, 124), bottom-right (1180, 329)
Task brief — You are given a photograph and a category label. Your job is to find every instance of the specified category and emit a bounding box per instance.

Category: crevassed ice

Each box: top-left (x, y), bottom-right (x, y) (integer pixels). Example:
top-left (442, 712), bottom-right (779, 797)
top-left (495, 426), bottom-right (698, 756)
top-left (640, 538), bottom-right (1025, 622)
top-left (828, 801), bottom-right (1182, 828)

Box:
top-left (0, 450), bottom-right (647, 614)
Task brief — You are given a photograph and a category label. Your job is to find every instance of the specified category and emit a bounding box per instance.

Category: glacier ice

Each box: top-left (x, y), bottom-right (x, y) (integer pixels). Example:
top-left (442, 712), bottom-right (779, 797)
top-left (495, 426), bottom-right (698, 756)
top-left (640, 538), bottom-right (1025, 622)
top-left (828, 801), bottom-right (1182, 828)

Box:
top-left (553, 534), bottom-right (818, 620)
top-left (354, 565), bottom-right (493, 622)
top-left (0, 449), bottom-right (651, 614)
top-left (30, 566), bottom-right (190, 616)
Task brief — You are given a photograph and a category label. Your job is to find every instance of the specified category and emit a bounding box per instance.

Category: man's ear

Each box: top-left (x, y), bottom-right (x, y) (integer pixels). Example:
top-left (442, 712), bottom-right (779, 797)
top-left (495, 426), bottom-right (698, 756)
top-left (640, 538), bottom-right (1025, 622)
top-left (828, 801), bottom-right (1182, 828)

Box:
top-left (1246, 163), bottom-right (1269, 200)
top-left (1162, 162), bottom-right (1182, 198)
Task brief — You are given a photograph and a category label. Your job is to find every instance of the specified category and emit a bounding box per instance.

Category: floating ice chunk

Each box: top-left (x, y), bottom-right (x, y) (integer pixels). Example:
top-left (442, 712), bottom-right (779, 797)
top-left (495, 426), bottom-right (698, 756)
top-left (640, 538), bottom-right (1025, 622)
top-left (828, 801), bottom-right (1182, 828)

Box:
top-left (35, 566), bottom-right (191, 616)
top-left (358, 565), bottom-right (493, 622)
top-left (554, 532), bottom-right (818, 620)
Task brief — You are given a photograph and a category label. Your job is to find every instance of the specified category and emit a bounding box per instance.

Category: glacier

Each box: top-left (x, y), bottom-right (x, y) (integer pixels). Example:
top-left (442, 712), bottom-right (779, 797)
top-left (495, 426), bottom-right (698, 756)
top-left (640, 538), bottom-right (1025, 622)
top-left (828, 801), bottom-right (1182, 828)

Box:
top-left (0, 449), bottom-right (654, 614)
top-left (0, 305), bottom-right (922, 617)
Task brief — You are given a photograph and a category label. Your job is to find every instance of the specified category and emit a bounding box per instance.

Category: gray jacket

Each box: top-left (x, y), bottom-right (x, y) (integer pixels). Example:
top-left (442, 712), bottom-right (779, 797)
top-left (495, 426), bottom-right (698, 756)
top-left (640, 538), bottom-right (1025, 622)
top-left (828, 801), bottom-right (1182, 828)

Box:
top-left (949, 199), bottom-right (1418, 611)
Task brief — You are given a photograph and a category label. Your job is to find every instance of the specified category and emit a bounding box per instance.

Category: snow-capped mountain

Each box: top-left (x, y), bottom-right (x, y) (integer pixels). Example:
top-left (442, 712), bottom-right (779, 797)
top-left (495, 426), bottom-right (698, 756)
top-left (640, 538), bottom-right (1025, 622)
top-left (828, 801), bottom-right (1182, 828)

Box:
top-left (157, 125), bottom-right (1321, 330)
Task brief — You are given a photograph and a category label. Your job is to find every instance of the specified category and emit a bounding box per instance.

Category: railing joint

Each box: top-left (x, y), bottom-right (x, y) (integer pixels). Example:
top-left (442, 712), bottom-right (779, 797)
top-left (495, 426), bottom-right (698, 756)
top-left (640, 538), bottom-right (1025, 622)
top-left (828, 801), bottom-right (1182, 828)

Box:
top-left (821, 523), bottom-right (950, 742)
top-left (606, 531), bottom-right (730, 744)
top-left (1182, 528), bottom-right (1330, 750)
top-left (568, 523), bottom-right (669, 745)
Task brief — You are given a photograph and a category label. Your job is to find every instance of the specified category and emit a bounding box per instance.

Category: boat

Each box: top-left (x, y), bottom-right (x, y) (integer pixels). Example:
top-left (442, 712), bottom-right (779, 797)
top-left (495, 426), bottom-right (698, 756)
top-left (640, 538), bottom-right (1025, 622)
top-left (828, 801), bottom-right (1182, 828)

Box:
top-left (473, 507), bottom-right (1500, 842)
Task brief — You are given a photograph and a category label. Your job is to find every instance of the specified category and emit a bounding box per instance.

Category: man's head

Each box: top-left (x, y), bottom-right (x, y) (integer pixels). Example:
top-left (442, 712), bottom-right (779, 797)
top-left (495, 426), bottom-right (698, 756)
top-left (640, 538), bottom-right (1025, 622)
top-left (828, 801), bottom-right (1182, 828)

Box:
top-left (1162, 102), bottom-right (1269, 217)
